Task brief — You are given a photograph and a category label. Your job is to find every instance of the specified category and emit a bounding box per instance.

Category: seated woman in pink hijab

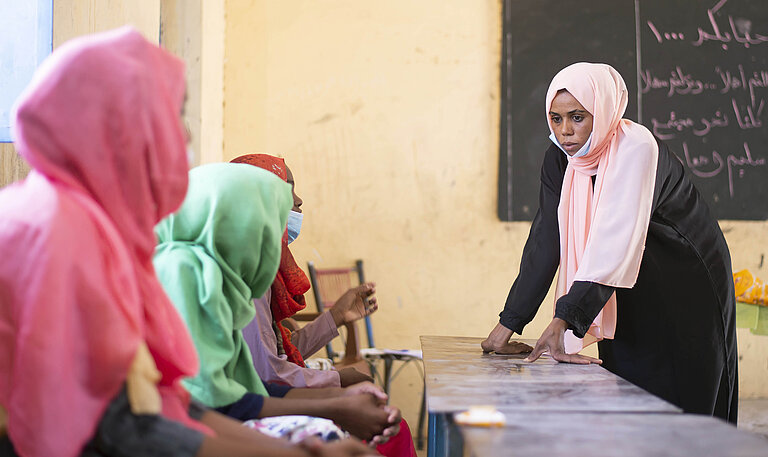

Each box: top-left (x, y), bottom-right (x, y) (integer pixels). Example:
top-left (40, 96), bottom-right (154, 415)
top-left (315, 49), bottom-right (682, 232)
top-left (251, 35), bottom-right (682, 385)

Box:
top-left (0, 27), bottom-right (377, 457)
top-left (482, 63), bottom-right (737, 423)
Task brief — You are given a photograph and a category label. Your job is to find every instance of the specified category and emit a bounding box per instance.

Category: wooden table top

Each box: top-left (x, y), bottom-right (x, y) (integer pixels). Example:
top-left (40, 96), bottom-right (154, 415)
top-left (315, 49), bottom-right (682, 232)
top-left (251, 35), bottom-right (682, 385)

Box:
top-left (421, 335), bottom-right (679, 414)
top-left (421, 335), bottom-right (768, 456)
top-left (460, 411), bottom-right (768, 457)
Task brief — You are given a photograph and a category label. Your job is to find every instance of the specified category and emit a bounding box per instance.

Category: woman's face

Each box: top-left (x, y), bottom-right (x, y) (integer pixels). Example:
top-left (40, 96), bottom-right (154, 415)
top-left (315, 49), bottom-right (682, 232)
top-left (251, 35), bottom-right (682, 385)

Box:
top-left (548, 90), bottom-right (593, 155)
top-left (285, 166), bottom-right (303, 213)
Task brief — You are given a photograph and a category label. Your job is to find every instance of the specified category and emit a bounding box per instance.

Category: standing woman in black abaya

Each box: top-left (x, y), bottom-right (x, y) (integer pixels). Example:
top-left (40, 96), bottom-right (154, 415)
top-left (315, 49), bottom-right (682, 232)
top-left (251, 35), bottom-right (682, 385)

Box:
top-left (482, 62), bottom-right (738, 423)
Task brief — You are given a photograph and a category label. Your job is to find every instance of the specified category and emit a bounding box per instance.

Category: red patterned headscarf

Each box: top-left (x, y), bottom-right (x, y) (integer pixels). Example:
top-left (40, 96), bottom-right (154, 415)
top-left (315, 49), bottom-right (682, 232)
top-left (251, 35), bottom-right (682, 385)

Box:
top-left (231, 154), bottom-right (311, 366)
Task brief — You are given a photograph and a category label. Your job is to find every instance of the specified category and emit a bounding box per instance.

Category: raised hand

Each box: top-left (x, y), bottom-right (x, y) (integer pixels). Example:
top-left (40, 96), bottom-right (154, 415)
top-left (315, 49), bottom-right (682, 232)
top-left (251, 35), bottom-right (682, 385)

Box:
top-left (330, 283), bottom-right (378, 326)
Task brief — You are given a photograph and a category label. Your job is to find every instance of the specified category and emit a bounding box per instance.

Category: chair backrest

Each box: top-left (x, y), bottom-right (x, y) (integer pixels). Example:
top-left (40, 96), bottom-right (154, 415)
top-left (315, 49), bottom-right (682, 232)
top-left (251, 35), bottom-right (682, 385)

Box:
top-left (307, 260), bottom-right (376, 359)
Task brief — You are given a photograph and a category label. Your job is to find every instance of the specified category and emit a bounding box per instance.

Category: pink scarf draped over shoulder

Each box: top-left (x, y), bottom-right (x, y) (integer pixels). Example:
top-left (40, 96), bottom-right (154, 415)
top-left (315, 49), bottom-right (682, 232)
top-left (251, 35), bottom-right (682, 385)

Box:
top-left (0, 27), bottom-right (208, 457)
top-left (546, 63), bottom-right (659, 353)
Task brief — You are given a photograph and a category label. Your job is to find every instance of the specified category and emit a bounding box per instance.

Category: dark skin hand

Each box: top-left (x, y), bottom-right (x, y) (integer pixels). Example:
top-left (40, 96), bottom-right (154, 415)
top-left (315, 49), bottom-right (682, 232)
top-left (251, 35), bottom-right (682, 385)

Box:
top-left (283, 382), bottom-right (399, 445)
top-left (282, 381), bottom-right (386, 402)
top-left (330, 283), bottom-right (378, 327)
top-left (326, 393), bottom-right (397, 443)
top-left (259, 393), bottom-right (395, 442)
top-left (480, 323), bottom-right (533, 354)
top-left (523, 318), bottom-right (602, 364)
top-left (337, 366), bottom-right (374, 386)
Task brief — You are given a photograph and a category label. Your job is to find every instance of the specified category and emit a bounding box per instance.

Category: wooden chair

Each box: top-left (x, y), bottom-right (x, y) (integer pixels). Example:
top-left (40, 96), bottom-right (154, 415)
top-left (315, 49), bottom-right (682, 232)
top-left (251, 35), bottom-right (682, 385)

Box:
top-left (283, 259), bottom-right (370, 373)
top-left (304, 259), bottom-right (427, 450)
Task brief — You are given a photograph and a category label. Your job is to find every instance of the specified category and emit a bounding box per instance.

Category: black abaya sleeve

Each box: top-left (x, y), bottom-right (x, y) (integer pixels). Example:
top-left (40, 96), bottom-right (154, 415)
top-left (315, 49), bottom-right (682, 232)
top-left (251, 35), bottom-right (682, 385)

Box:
top-left (555, 281), bottom-right (615, 338)
top-left (498, 145), bottom-right (564, 333)
top-left (499, 145), bottom-right (616, 337)
top-left (551, 137), bottom-right (672, 338)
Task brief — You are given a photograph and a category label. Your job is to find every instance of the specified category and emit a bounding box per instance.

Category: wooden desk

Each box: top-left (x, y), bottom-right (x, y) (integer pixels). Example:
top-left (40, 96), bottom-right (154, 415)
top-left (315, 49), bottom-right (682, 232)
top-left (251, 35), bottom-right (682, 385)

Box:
top-left (421, 335), bottom-right (768, 457)
top-left (461, 411), bottom-right (768, 457)
top-left (422, 335), bottom-right (678, 414)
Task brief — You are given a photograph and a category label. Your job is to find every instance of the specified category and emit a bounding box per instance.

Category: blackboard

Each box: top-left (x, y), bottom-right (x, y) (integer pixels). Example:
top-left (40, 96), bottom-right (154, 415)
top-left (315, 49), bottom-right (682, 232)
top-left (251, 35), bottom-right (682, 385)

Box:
top-left (498, 0), bottom-right (768, 221)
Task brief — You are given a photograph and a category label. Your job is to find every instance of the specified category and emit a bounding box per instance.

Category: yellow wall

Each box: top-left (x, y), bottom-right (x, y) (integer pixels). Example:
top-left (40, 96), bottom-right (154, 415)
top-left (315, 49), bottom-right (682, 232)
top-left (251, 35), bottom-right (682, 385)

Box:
top-left (160, 0), bottom-right (225, 166)
top-left (224, 0), bottom-right (768, 430)
top-left (53, 0), bottom-right (160, 46)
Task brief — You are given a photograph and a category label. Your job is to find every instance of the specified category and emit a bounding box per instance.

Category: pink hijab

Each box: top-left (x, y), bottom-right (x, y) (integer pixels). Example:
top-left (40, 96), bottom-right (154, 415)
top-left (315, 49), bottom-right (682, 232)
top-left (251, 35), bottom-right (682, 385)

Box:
top-left (546, 63), bottom-right (659, 353)
top-left (0, 27), bottom-right (207, 457)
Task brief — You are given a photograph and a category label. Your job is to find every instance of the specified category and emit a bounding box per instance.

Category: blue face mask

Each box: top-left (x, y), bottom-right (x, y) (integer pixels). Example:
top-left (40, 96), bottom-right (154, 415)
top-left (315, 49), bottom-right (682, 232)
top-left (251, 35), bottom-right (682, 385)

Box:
top-left (549, 132), bottom-right (592, 158)
top-left (286, 210), bottom-right (303, 244)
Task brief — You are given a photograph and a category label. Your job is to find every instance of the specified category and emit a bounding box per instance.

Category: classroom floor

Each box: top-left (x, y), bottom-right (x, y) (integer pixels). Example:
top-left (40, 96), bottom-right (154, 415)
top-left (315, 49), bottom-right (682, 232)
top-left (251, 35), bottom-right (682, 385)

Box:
top-left (739, 398), bottom-right (768, 439)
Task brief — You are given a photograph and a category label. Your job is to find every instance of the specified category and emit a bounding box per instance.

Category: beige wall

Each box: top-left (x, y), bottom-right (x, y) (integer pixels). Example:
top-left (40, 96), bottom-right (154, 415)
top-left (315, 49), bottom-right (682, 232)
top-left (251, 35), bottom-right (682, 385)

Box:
top-left (224, 0), bottom-right (768, 430)
top-left (53, 0), bottom-right (160, 46)
top-left (160, 0), bottom-right (225, 166)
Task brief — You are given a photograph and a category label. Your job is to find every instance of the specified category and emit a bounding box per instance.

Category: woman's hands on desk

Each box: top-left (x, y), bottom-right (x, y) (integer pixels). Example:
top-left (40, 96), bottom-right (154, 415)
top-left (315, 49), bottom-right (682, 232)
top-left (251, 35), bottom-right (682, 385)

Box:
top-left (524, 318), bottom-right (602, 364)
top-left (481, 323), bottom-right (533, 354)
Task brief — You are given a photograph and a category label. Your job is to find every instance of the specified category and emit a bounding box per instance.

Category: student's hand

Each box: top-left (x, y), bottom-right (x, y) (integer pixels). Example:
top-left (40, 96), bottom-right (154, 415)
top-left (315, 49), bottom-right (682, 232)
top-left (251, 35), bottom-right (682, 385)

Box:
top-left (370, 405), bottom-right (401, 446)
top-left (330, 393), bottom-right (391, 442)
top-left (299, 436), bottom-right (381, 456)
top-left (337, 367), bottom-right (374, 387)
top-left (524, 318), bottom-right (602, 364)
top-left (343, 381), bottom-right (388, 404)
top-left (330, 283), bottom-right (378, 326)
top-left (341, 383), bottom-right (400, 445)
top-left (481, 322), bottom-right (533, 354)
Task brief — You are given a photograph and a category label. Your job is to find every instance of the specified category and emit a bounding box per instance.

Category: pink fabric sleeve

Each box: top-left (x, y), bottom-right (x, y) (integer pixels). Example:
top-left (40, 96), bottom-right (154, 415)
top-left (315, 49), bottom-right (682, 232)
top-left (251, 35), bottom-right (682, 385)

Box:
top-left (291, 311), bottom-right (339, 358)
top-left (243, 291), bottom-right (341, 388)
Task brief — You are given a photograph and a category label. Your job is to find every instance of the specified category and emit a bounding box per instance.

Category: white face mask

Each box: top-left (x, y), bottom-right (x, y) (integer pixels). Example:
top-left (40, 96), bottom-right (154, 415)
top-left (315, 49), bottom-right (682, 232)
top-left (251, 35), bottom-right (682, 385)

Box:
top-left (186, 145), bottom-right (195, 165)
top-left (549, 132), bottom-right (592, 158)
top-left (285, 210), bottom-right (303, 244)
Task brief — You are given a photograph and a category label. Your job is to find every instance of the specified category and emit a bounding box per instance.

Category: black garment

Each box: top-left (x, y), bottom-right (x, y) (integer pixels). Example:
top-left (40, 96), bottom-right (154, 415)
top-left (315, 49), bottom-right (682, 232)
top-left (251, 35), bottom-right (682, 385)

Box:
top-left (499, 140), bottom-right (738, 423)
top-left (214, 382), bottom-right (293, 421)
top-left (0, 387), bottom-right (205, 457)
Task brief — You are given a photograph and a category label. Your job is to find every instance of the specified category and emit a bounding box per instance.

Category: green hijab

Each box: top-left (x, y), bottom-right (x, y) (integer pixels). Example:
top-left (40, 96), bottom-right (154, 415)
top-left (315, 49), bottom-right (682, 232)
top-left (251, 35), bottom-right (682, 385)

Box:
top-left (154, 163), bottom-right (292, 407)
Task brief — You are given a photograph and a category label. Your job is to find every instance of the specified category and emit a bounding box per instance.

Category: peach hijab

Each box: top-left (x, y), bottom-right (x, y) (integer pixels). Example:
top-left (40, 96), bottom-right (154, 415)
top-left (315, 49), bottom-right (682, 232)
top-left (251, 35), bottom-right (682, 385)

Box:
top-left (0, 27), bottom-right (205, 457)
top-left (546, 63), bottom-right (659, 353)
